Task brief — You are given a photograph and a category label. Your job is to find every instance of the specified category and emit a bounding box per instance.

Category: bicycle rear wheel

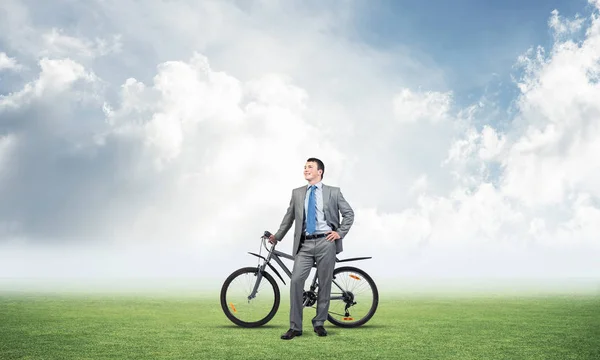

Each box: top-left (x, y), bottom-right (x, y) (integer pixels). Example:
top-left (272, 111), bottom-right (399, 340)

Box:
top-left (220, 267), bottom-right (280, 328)
top-left (327, 266), bottom-right (378, 328)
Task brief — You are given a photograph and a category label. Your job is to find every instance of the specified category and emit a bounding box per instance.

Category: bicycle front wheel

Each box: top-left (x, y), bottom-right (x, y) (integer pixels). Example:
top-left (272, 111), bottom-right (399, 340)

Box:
top-left (327, 266), bottom-right (379, 328)
top-left (220, 267), bottom-right (280, 328)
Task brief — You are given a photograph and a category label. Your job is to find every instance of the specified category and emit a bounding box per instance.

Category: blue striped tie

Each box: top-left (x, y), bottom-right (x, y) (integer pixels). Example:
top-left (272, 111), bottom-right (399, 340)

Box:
top-left (306, 185), bottom-right (317, 234)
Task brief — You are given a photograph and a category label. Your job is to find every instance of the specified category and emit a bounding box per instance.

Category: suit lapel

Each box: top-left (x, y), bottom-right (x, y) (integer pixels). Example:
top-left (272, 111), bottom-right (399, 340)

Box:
top-left (296, 187), bottom-right (305, 215)
top-left (297, 186), bottom-right (307, 234)
top-left (322, 184), bottom-right (330, 213)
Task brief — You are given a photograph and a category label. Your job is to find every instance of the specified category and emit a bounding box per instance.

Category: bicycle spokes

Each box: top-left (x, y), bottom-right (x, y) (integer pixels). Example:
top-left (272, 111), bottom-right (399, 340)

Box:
top-left (220, 267), bottom-right (280, 327)
top-left (326, 266), bottom-right (378, 327)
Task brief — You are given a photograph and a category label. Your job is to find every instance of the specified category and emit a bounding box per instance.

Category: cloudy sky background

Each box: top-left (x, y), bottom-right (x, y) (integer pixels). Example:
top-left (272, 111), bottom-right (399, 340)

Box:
top-left (1, 0), bottom-right (600, 290)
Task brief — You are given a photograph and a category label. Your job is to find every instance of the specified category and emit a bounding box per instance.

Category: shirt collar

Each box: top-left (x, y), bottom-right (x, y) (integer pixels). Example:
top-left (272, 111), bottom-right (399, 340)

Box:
top-left (307, 181), bottom-right (323, 190)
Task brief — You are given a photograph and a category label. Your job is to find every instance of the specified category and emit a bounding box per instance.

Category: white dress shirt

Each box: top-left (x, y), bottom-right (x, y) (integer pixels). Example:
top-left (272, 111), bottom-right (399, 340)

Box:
top-left (304, 181), bottom-right (332, 235)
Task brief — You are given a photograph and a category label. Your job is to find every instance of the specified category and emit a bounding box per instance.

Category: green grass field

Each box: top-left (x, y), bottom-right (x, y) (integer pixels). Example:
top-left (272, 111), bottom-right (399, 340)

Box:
top-left (1, 291), bottom-right (598, 359)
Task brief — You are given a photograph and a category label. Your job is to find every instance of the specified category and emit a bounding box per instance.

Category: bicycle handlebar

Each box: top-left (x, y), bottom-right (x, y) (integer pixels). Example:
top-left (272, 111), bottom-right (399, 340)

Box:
top-left (260, 230), bottom-right (276, 252)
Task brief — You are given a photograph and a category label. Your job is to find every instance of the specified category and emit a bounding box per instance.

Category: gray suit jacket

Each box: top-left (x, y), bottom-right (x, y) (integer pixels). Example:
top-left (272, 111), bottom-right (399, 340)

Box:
top-left (274, 184), bottom-right (354, 257)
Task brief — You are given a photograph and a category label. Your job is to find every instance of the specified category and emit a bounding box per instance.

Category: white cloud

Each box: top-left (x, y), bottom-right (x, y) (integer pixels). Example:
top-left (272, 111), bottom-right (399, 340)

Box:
top-left (549, 9), bottom-right (585, 39)
top-left (80, 52), bottom-right (348, 250)
top-left (0, 58), bottom-right (98, 109)
top-left (393, 88), bottom-right (452, 123)
top-left (479, 125), bottom-right (507, 161)
top-left (0, 52), bottom-right (22, 71)
top-left (40, 28), bottom-right (122, 59)
top-left (501, 6), bottom-right (600, 208)
top-left (104, 53), bottom-right (245, 167)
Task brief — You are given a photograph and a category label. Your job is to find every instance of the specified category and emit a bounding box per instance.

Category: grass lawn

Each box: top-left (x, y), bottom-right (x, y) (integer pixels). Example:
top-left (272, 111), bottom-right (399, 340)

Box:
top-left (0, 291), bottom-right (598, 359)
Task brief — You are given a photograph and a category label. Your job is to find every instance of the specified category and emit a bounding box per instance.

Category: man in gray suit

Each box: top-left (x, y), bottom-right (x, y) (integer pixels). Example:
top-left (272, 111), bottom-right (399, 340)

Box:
top-left (269, 157), bottom-right (354, 340)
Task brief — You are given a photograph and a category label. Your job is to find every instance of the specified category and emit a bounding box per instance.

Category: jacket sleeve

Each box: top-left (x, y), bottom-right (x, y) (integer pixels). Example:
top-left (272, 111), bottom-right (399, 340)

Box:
top-left (336, 190), bottom-right (354, 239)
top-left (274, 190), bottom-right (295, 241)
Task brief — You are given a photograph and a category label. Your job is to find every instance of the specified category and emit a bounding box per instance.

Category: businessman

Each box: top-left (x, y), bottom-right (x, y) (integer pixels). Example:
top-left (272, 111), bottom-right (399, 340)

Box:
top-left (269, 157), bottom-right (354, 339)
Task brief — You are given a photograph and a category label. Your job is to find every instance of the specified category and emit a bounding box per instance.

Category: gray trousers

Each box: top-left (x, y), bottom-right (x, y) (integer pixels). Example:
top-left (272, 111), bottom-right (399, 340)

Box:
top-left (289, 237), bottom-right (337, 331)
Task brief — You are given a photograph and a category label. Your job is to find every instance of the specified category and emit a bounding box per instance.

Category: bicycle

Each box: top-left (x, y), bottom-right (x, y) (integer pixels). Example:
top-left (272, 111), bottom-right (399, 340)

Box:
top-left (220, 230), bottom-right (379, 328)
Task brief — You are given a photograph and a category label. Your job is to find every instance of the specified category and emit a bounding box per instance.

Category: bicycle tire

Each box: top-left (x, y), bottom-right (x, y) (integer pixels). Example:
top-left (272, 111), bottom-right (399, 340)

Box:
top-left (220, 267), bottom-right (280, 328)
top-left (327, 266), bottom-right (379, 328)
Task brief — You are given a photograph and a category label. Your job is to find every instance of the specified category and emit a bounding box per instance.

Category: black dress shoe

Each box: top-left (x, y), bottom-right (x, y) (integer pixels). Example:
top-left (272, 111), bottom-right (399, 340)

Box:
top-left (314, 326), bottom-right (327, 336)
top-left (281, 329), bottom-right (303, 340)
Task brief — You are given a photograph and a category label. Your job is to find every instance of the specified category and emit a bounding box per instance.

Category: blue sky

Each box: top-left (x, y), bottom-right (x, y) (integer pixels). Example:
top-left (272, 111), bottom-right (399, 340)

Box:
top-left (351, 0), bottom-right (591, 105)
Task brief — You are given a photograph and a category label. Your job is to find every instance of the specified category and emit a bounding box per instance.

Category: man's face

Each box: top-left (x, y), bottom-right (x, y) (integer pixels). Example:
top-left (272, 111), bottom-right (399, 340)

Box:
top-left (304, 161), bottom-right (321, 182)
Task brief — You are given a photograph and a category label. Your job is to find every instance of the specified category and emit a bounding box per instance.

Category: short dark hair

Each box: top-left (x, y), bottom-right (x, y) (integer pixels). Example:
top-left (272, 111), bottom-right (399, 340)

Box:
top-left (306, 157), bottom-right (325, 179)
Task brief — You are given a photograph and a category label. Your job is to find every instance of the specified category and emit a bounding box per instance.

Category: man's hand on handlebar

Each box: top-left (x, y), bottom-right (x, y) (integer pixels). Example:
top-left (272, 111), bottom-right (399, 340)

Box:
top-left (263, 230), bottom-right (277, 245)
top-left (268, 234), bottom-right (277, 245)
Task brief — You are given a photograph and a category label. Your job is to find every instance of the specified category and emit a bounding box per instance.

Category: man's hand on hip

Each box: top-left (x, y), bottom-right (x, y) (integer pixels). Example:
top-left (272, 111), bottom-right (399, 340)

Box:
top-left (325, 231), bottom-right (340, 242)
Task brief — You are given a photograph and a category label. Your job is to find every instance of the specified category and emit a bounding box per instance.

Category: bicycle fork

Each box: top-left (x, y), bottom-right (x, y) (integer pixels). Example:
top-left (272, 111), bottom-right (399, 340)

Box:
top-left (248, 250), bottom-right (274, 301)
